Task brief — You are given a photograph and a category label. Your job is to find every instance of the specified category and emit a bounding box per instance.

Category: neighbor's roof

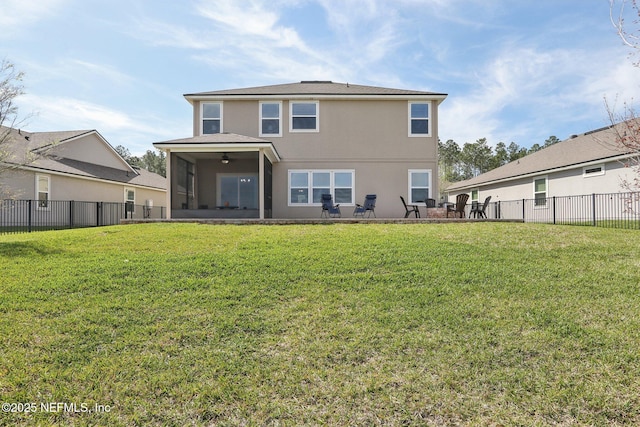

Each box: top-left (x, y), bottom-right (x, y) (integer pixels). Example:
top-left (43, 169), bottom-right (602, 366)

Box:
top-left (32, 156), bottom-right (166, 189)
top-left (185, 81), bottom-right (447, 101)
top-left (1, 126), bottom-right (166, 190)
top-left (447, 122), bottom-right (634, 191)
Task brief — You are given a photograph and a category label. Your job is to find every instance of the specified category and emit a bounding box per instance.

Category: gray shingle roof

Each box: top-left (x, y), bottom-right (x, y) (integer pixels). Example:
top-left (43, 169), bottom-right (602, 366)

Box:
top-left (185, 81), bottom-right (447, 98)
top-left (154, 133), bottom-right (273, 145)
top-left (447, 123), bottom-right (632, 191)
top-left (1, 126), bottom-right (165, 190)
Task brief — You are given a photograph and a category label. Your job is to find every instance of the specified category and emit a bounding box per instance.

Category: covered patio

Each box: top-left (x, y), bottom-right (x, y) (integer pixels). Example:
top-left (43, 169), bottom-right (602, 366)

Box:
top-left (154, 134), bottom-right (280, 219)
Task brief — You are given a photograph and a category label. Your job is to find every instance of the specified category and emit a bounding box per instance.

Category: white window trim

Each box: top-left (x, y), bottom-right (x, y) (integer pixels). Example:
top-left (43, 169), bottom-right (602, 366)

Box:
top-left (289, 101), bottom-right (319, 133)
top-left (201, 101), bottom-right (223, 135)
top-left (533, 176), bottom-right (548, 208)
top-left (471, 188), bottom-right (479, 202)
top-left (259, 101), bottom-right (282, 137)
top-left (124, 187), bottom-right (136, 213)
top-left (408, 101), bottom-right (431, 137)
top-left (288, 169), bottom-right (355, 206)
top-left (408, 169), bottom-right (432, 204)
top-left (583, 164), bottom-right (605, 177)
top-left (35, 174), bottom-right (50, 210)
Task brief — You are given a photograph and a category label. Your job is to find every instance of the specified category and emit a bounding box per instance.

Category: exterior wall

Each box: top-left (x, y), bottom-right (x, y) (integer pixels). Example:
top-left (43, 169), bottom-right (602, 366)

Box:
top-left (0, 169), bottom-right (35, 198)
top-left (192, 98), bottom-right (440, 218)
top-left (1, 169), bottom-right (165, 207)
top-left (50, 134), bottom-right (130, 171)
top-left (272, 160), bottom-right (434, 218)
top-left (447, 159), bottom-right (633, 205)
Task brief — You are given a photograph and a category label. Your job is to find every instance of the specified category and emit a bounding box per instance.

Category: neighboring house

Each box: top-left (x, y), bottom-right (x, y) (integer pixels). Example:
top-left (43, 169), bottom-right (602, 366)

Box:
top-left (153, 80), bottom-right (447, 219)
top-left (446, 122), bottom-right (637, 209)
top-left (1, 126), bottom-right (166, 208)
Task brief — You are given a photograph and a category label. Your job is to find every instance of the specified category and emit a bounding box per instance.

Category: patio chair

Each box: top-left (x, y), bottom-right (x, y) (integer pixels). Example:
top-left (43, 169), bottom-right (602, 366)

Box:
top-left (321, 194), bottom-right (341, 218)
top-left (446, 193), bottom-right (469, 218)
top-left (353, 194), bottom-right (377, 218)
top-left (473, 196), bottom-right (492, 218)
top-left (400, 196), bottom-right (420, 218)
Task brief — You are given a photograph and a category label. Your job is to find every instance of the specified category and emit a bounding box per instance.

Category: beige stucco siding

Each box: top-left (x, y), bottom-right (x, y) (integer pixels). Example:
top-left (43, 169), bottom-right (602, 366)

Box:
top-left (272, 160), bottom-right (435, 218)
top-left (193, 99), bottom-right (438, 161)
top-left (448, 159), bottom-right (633, 205)
top-left (51, 134), bottom-right (130, 171)
top-left (191, 98), bottom-right (439, 218)
top-left (2, 169), bottom-right (164, 206)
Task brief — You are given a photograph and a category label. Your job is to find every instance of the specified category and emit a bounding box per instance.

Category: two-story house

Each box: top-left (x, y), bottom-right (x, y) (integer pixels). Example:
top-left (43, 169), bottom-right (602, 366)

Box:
top-left (154, 81), bottom-right (447, 219)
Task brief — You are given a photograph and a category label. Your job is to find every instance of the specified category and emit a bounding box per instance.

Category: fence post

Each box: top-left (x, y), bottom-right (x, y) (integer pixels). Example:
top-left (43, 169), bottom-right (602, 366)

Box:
top-left (592, 193), bottom-right (597, 227)
top-left (552, 196), bottom-right (556, 225)
top-left (27, 199), bottom-right (32, 233)
top-left (96, 202), bottom-right (102, 227)
top-left (69, 200), bottom-right (74, 229)
top-left (522, 199), bottom-right (526, 222)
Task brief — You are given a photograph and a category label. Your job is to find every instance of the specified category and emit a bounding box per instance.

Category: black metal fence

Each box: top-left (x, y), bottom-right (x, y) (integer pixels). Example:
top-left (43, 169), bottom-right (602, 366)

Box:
top-left (471, 191), bottom-right (640, 229)
top-left (0, 200), bottom-right (166, 234)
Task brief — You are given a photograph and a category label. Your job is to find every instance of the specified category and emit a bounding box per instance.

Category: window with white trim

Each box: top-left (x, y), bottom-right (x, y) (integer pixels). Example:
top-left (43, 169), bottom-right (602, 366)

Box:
top-left (125, 187), bottom-right (135, 213)
top-left (409, 102), bottom-right (430, 136)
top-left (409, 169), bottom-right (432, 204)
top-left (534, 177), bottom-right (547, 207)
top-left (36, 174), bottom-right (50, 209)
top-left (289, 170), bottom-right (354, 205)
top-left (290, 101), bottom-right (319, 132)
top-left (471, 189), bottom-right (479, 202)
top-left (202, 102), bottom-right (222, 134)
top-left (583, 164), bottom-right (605, 177)
top-left (260, 101), bottom-right (282, 137)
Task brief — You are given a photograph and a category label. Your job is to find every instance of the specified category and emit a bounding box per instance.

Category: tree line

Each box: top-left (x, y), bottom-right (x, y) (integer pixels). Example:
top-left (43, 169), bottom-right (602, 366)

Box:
top-left (115, 145), bottom-right (166, 177)
top-left (438, 136), bottom-right (561, 185)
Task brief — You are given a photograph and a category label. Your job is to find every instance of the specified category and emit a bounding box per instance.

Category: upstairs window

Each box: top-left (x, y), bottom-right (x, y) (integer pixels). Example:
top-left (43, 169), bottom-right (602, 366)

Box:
top-left (409, 102), bottom-right (430, 136)
top-left (260, 102), bottom-right (282, 137)
top-left (202, 102), bottom-right (222, 134)
top-left (290, 101), bottom-right (319, 132)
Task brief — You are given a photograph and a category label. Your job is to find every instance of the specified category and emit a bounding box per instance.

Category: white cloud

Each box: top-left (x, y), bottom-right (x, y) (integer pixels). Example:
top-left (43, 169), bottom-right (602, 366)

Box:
top-left (0, 0), bottom-right (68, 40)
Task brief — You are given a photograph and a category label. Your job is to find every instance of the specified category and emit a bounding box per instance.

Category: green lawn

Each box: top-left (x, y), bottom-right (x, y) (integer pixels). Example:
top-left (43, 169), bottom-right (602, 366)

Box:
top-left (1, 223), bottom-right (639, 426)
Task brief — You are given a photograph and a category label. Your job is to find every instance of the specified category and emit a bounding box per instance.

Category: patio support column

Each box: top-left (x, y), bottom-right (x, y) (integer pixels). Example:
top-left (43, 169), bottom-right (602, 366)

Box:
top-left (258, 149), bottom-right (265, 219)
top-left (165, 149), bottom-right (172, 219)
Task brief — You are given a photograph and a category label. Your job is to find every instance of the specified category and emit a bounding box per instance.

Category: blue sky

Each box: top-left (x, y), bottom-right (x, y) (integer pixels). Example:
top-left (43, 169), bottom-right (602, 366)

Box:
top-left (3, 0), bottom-right (640, 155)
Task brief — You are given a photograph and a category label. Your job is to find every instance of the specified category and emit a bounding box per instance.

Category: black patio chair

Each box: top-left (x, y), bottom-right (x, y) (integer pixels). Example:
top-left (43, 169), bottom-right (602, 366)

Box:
top-left (353, 194), bottom-right (377, 218)
top-left (472, 196), bottom-right (492, 218)
top-left (321, 194), bottom-right (341, 218)
top-left (447, 193), bottom-right (469, 218)
top-left (400, 196), bottom-right (420, 218)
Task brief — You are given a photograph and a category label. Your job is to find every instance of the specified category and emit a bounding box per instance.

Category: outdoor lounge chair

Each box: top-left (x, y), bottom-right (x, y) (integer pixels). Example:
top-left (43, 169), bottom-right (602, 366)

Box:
top-left (353, 194), bottom-right (377, 218)
top-left (321, 194), bottom-right (341, 218)
top-left (447, 193), bottom-right (469, 218)
top-left (400, 196), bottom-right (420, 218)
top-left (470, 196), bottom-right (492, 218)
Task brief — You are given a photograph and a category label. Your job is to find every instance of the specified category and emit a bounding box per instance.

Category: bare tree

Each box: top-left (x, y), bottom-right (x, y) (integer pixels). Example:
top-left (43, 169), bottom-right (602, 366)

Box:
top-left (611, 0), bottom-right (640, 64)
top-left (606, 1), bottom-right (640, 192)
top-left (0, 59), bottom-right (54, 198)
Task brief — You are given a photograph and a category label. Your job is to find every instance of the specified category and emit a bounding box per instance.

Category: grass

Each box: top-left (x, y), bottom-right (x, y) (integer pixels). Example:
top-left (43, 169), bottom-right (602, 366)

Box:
top-left (0, 222), bottom-right (639, 426)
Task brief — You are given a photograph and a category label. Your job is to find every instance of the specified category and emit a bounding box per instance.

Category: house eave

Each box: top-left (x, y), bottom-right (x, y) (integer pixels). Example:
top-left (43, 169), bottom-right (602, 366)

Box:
top-left (153, 142), bottom-right (281, 163)
top-left (184, 93), bottom-right (448, 104)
